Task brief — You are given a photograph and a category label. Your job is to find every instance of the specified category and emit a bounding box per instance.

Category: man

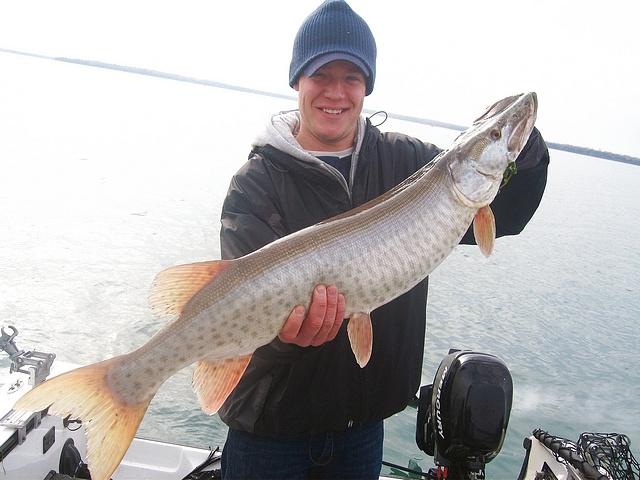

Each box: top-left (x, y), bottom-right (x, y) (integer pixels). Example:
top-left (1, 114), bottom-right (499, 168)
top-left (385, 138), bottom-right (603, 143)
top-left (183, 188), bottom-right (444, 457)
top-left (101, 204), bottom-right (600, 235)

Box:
top-left (218, 1), bottom-right (549, 478)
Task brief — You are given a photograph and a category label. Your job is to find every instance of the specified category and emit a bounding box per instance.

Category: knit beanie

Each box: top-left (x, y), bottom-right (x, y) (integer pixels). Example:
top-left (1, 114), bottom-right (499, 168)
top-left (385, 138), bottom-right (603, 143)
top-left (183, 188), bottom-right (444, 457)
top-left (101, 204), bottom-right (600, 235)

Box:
top-left (289, 0), bottom-right (377, 95)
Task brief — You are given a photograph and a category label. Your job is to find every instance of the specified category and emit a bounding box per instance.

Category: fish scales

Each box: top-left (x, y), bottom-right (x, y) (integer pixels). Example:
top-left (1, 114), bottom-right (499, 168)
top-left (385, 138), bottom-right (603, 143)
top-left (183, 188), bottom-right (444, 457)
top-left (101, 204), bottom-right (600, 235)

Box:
top-left (14, 93), bottom-right (538, 480)
top-left (111, 160), bottom-right (473, 403)
top-left (114, 125), bottom-right (497, 400)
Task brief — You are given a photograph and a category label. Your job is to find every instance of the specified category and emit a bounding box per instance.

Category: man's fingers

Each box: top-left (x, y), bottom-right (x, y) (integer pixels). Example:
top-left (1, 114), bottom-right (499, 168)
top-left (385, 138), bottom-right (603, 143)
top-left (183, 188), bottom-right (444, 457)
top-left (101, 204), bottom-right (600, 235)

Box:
top-left (278, 285), bottom-right (346, 347)
top-left (278, 305), bottom-right (305, 343)
top-left (279, 285), bottom-right (328, 346)
top-left (299, 285), bottom-right (331, 346)
top-left (305, 285), bottom-right (329, 329)
top-left (325, 293), bottom-right (346, 342)
top-left (309, 286), bottom-right (340, 346)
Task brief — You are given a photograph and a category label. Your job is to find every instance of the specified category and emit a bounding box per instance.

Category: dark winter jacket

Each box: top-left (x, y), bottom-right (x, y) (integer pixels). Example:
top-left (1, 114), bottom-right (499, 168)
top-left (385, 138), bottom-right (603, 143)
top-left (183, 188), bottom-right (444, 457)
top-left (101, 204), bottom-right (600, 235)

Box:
top-left (218, 111), bottom-right (549, 436)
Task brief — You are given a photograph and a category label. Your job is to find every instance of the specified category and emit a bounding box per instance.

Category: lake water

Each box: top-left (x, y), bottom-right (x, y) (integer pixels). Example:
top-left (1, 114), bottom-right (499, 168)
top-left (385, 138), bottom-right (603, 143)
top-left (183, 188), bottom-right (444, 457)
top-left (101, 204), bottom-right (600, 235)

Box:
top-left (1, 53), bottom-right (639, 479)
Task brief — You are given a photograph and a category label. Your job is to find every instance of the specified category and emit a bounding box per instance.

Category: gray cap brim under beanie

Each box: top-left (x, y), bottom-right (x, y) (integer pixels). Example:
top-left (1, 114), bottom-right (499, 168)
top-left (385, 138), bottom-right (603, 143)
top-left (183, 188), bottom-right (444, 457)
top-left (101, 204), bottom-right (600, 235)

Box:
top-left (289, 0), bottom-right (377, 96)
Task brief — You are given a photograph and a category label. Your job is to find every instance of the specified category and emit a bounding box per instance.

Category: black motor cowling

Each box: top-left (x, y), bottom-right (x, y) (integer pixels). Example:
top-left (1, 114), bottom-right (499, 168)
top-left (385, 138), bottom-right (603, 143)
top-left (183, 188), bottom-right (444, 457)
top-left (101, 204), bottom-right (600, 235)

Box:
top-left (416, 350), bottom-right (513, 477)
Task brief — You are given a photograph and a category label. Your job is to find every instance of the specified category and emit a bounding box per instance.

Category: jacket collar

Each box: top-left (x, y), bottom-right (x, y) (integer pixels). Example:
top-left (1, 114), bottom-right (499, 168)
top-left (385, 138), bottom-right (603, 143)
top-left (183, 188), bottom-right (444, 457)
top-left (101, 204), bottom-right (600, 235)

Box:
top-left (253, 110), bottom-right (366, 170)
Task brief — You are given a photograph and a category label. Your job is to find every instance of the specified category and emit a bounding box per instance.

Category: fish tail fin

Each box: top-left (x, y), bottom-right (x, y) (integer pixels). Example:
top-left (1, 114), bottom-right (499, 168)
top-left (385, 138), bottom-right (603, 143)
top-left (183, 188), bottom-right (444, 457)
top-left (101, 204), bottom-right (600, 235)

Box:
top-left (14, 358), bottom-right (152, 480)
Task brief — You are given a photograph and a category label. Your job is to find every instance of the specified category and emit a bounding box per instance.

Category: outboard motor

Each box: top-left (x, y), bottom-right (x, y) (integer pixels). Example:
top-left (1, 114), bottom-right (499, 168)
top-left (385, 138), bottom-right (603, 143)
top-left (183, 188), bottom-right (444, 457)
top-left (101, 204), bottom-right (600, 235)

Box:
top-left (416, 350), bottom-right (513, 479)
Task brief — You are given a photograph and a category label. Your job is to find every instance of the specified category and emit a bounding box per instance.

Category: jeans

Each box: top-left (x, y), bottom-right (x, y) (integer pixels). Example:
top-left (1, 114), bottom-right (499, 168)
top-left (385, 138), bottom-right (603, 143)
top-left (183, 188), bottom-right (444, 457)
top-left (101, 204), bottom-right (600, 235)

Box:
top-left (221, 421), bottom-right (384, 480)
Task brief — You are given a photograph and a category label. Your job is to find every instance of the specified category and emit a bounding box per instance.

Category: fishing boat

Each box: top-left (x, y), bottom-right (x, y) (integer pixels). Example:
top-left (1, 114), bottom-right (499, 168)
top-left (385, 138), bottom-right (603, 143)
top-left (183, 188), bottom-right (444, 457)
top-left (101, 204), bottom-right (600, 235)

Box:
top-left (1, 325), bottom-right (637, 480)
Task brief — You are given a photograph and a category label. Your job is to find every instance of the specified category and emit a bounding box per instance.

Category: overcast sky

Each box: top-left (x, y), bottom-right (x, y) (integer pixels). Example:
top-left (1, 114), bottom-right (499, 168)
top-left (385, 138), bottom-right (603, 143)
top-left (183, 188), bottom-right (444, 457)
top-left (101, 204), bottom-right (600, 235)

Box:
top-left (1, 0), bottom-right (638, 157)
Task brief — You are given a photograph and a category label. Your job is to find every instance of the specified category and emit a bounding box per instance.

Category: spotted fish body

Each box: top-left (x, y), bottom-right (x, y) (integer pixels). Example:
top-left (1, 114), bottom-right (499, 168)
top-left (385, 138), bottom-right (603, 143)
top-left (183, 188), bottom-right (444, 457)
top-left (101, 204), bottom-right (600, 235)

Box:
top-left (15, 93), bottom-right (538, 480)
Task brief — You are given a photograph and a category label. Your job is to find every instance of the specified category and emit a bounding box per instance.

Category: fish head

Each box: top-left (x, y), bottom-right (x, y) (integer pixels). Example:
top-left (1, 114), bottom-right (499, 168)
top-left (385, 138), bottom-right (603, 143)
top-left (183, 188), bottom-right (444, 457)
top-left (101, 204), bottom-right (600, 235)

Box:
top-left (448, 92), bottom-right (538, 207)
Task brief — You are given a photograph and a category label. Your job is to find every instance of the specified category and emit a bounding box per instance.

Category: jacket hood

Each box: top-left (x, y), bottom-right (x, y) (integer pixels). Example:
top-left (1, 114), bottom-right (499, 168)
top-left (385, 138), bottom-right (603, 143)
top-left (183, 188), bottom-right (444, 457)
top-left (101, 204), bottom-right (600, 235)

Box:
top-left (252, 111), bottom-right (367, 184)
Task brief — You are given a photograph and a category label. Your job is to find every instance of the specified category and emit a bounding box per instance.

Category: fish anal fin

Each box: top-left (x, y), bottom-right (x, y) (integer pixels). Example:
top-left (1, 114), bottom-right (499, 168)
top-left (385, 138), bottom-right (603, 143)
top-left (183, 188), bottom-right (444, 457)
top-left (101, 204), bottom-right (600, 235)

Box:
top-left (149, 260), bottom-right (233, 316)
top-left (347, 312), bottom-right (373, 368)
top-left (473, 205), bottom-right (496, 258)
top-left (193, 354), bottom-right (252, 415)
top-left (14, 359), bottom-right (151, 480)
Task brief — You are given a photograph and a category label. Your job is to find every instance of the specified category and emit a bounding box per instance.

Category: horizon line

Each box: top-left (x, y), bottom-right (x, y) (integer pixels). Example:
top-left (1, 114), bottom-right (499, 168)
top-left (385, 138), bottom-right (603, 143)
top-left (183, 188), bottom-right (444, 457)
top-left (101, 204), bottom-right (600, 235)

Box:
top-left (2, 48), bottom-right (638, 167)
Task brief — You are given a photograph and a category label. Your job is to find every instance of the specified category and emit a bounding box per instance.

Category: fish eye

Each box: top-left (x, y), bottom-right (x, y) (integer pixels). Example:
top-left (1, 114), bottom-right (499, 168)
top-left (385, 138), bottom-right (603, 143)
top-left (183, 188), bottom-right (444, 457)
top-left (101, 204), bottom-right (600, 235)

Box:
top-left (490, 128), bottom-right (502, 140)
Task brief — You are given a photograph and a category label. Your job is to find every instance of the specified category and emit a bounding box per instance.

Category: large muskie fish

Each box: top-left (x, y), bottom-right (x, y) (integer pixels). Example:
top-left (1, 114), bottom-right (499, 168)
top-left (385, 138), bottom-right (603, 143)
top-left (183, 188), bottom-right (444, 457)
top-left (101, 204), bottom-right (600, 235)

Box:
top-left (15, 92), bottom-right (537, 480)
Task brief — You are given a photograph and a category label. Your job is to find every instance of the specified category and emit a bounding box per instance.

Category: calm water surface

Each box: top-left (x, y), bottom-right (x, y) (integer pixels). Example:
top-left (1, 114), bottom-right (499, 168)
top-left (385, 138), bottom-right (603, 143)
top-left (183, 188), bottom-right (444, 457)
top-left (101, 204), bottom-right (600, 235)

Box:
top-left (1, 54), bottom-right (639, 479)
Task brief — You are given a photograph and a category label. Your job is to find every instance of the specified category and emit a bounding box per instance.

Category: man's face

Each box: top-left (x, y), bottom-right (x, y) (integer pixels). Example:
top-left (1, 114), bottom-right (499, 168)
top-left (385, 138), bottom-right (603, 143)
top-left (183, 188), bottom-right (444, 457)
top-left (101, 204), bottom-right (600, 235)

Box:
top-left (294, 60), bottom-right (367, 151)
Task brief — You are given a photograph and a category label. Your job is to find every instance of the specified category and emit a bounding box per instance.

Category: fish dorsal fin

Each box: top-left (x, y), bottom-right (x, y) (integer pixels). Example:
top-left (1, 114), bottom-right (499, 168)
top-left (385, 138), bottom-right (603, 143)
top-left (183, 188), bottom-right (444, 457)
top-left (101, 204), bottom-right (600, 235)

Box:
top-left (473, 205), bottom-right (496, 258)
top-left (193, 355), bottom-right (253, 415)
top-left (149, 260), bottom-right (233, 316)
top-left (347, 312), bottom-right (373, 368)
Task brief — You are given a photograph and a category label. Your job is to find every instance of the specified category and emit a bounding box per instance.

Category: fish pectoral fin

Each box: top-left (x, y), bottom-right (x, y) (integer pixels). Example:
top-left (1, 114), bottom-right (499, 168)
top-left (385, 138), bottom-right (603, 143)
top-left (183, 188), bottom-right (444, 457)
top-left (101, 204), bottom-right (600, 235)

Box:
top-left (473, 205), bottom-right (496, 258)
top-left (149, 259), bottom-right (234, 315)
top-left (193, 354), bottom-right (252, 415)
top-left (14, 359), bottom-right (151, 480)
top-left (347, 312), bottom-right (373, 368)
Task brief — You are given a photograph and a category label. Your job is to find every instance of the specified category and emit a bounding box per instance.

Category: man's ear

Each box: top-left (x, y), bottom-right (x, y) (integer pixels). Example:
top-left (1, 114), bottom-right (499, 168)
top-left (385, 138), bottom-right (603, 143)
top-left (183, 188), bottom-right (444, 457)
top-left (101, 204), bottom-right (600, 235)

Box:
top-left (293, 82), bottom-right (299, 92)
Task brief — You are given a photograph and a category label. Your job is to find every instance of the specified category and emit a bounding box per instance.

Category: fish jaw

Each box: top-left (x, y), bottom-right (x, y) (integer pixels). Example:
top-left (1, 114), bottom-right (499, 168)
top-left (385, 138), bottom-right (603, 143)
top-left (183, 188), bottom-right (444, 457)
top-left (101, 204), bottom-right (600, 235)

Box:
top-left (448, 92), bottom-right (538, 208)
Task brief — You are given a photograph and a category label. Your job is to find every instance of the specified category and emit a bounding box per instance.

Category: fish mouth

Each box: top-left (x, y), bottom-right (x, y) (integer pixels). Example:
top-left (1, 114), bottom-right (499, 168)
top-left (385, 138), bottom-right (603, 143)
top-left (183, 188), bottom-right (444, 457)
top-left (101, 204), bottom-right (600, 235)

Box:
top-left (448, 92), bottom-right (538, 205)
top-left (476, 92), bottom-right (537, 161)
top-left (506, 93), bottom-right (538, 156)
top-left (474, 92), bottom-right (536, 124)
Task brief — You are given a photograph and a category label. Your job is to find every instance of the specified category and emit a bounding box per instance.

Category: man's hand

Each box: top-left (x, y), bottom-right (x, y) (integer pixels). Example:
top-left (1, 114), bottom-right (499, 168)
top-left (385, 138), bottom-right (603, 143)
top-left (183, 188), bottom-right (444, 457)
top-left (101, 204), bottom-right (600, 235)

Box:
top-left (278, 285), bottom-right (346, 347)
